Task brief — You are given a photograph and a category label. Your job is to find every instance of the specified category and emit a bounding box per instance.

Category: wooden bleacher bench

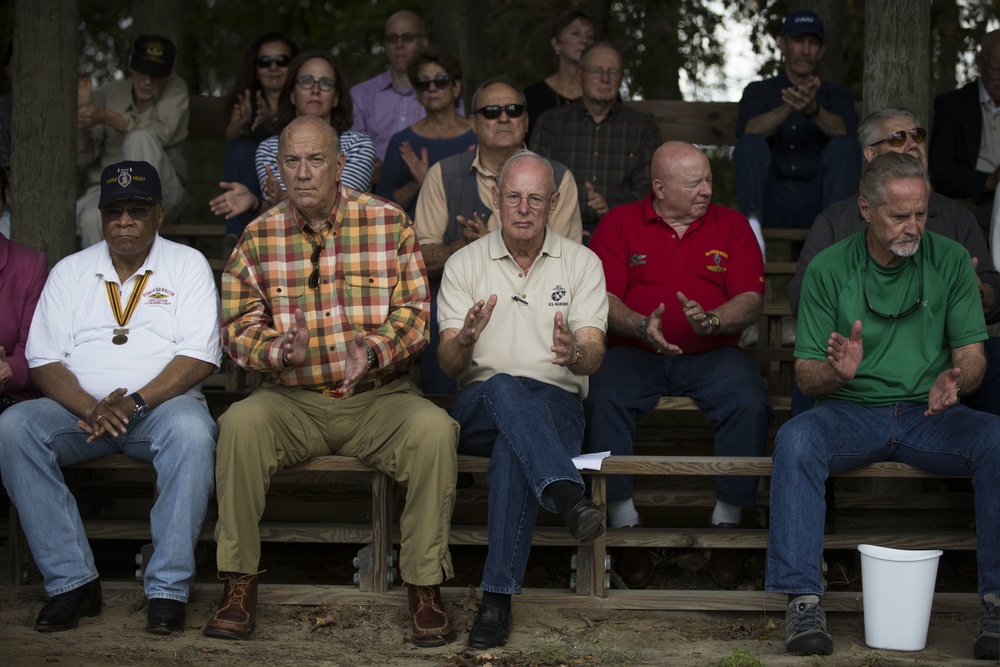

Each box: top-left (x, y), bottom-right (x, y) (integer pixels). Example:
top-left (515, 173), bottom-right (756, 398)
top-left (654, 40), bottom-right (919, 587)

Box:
top-left (8, 452), bottom-right (976, 611)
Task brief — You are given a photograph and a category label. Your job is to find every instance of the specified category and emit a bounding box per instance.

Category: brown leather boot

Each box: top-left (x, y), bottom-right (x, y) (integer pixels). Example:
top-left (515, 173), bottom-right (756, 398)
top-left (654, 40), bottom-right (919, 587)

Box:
top-left (407, 584), bottom-right (456, 647)
top-left (203, 571), bottom-right (260, 640)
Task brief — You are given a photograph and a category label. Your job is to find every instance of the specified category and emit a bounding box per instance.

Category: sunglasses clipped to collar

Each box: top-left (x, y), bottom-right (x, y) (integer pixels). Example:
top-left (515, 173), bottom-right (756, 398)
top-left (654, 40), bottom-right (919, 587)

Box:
top-left (474, 104), bottom-right (525, 120)
top-left (256, 54), bottom-right (292, 68)
top-left (868, 127), bottom-right (927, 148)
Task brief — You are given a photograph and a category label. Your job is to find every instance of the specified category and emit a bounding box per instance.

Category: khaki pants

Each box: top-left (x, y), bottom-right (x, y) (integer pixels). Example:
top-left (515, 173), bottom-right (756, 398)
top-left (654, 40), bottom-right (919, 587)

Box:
top-left (213, 378), bottom-right (459, 585)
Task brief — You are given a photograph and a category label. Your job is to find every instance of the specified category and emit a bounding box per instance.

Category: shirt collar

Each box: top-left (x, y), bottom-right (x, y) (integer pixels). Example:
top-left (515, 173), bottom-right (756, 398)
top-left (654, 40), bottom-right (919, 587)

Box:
top-left (980, 78), bottom-right (1000, 115)
top-left (289, 186), bottom-right (343, 243)
top-left (376, 68), bottom-right (414, 96)
top-left (96, 235), bottom-right (160, 284)
top-left (487, 225), bottom-right (560, 260)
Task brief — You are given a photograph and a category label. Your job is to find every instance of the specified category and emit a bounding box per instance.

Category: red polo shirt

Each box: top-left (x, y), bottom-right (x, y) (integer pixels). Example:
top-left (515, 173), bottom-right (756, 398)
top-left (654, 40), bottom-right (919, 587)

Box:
top-left (589, 193), bottom-right (764, 355)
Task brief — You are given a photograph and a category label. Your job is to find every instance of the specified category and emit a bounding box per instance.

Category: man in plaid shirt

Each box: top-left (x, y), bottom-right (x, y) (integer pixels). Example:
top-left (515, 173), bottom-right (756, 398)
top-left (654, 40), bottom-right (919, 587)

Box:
top-left (204, 116), bottom-right (460, 646)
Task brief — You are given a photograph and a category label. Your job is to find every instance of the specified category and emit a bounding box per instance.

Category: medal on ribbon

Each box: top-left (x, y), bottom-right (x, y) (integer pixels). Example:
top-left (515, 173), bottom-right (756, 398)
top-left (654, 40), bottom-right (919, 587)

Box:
top-left (106, 270), bottom-right (151, 345)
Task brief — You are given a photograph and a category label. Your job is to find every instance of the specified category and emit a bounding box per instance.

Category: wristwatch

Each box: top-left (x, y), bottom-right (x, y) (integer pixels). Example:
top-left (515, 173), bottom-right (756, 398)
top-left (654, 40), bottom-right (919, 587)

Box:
top-left (706, 313), bottom-right (721, 334)
top-left (366, 345), bottom-right (378, 370)
top-left (129, 392), bottom-right (149, 421)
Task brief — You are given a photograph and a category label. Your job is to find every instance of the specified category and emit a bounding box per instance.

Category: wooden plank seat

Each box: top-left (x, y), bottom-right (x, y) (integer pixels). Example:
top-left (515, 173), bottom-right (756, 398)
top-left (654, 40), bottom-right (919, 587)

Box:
top-left (8, 452), bottom-right (975, 610)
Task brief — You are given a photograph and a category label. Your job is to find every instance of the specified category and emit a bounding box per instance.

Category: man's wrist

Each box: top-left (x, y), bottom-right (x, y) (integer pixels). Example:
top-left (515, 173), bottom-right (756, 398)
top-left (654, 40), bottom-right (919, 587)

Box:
top-left (806, 105), bottom-right (821, 120)
top-left (638, 317), bottom-right (653, 345)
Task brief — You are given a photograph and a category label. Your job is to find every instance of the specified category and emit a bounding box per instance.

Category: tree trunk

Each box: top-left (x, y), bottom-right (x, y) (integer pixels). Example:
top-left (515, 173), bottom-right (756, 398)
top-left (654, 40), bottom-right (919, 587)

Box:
top-left (804, 0), bottom-right (846, 86)
top-left (11, 0), bottom-right (77, 264)
top-left (433, 0), bottom-right (486, 111)
top-left (863, 0), bottom-right (931, 124)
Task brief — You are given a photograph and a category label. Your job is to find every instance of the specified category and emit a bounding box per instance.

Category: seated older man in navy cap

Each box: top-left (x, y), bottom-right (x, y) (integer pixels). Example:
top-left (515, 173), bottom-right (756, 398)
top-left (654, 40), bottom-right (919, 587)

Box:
top-left (0, 160), bottom-right (221, 635)
top-left (77, 35), bottom-right (189, 247)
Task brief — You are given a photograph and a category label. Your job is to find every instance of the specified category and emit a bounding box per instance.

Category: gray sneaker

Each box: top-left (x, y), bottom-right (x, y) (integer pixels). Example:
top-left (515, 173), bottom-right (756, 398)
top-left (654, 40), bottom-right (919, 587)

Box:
top-left (784, 594), bottom-right (833, 655)
top-left (974, 594), bottom-right (1000, 660)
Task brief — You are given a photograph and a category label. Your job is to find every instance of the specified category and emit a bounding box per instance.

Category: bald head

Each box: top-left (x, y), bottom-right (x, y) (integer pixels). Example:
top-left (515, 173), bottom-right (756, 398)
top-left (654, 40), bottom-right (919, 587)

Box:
top-left (651, 142), bottom-right (713, 224)
top-left (384, 10), bottom-right (427, 74)
top-left (278, 116), bottom-right (345, 224)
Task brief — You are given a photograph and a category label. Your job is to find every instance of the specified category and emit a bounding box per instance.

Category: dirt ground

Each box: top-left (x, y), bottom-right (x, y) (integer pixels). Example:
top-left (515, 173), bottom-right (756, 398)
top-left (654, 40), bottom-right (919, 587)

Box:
top-left (0, 544), bottom-right (991, 667)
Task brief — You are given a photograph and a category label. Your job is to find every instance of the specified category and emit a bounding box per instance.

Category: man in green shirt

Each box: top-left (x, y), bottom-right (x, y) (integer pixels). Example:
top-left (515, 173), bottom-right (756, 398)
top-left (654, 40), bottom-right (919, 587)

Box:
top-left (767, 152), bottom-right (1000, 660)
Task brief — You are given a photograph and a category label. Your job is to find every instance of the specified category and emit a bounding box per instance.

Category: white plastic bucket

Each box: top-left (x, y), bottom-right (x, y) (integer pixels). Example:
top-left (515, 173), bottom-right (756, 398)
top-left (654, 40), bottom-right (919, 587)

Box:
top-left (858, 544), bottom-right (943, 651)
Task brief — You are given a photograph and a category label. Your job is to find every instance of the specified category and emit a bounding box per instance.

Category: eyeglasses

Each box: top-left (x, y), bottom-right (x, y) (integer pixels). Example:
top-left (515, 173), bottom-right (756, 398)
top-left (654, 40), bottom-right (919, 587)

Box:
top-left (582, 66), bottom-right (622, 79)
top-left (384, 32), bottom-right (423, 45)
top-left (474, 104), bottom-right (525, 120)
top-left (256, 54), bottom-right (292, 69)
top-left (308, 244), bottom-right (322, 290)
top-left (414, 75), bottom-right (454, 92)
top-left (862, 251), bottom-right (923, 319)
top-left (500, 192), bottom-right (550, 210)
top-left (100, 205), bottom-right (152, 222)
top-left (868, 127), bottom-right (927, 148)
top-left (296, 75), bottom-right (336, 92)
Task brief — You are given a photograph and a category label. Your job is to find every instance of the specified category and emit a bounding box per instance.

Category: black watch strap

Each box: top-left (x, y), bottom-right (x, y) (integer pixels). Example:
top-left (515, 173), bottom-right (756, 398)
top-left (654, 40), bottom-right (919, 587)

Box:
top-left (129, 392), bottom-right (149, 421)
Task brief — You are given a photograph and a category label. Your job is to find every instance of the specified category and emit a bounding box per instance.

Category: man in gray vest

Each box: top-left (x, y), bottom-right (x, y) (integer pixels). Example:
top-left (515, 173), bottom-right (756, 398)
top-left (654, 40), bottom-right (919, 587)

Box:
top-left (414, 78), bottom-right (582, 280)
top-left (413, 78), bottom-right (582, 392)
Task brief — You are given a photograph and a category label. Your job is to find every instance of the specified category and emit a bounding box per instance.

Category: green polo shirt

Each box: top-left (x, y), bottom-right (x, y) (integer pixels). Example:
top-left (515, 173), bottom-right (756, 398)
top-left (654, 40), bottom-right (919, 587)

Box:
top-left (796, 230), bottom-right (987, 405)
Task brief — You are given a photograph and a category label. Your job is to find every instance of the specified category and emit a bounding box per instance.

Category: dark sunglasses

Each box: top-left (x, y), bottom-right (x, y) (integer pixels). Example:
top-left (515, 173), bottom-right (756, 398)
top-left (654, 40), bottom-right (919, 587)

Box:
top-left (256, 54), bottom-right (292, 68)
top-left (863, 252), bottom-right (923, 320)
top-left (474, 104), bottom-right (525, 120)
top-left (414, 75), bottom-right (454, 92)
top-left (308, 245), bottom-right (322, 290)
top-left (869, 127), bottom-right (927, 148)
top-left (100, 205), bottom-right (152, 222)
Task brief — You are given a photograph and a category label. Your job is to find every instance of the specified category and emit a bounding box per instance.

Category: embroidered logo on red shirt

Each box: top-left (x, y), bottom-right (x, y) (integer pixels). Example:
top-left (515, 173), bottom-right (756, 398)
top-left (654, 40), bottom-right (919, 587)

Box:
top-left (705, 249), bottom-right (728, 273)
top-left (628, 253), bottom-right (647, 267)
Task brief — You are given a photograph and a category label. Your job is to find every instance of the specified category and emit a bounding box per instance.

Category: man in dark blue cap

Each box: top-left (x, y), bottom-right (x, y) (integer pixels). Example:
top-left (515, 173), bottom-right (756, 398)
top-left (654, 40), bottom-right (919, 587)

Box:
top-left (733, 10), bottom-right (860, 237)
top-left (77, 35), bottom-right (189, 247)
top-left (0, 160), bottom-right (221, 635)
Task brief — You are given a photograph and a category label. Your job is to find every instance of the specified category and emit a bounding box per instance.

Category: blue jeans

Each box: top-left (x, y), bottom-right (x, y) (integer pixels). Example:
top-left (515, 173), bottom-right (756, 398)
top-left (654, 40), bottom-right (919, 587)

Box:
top-left (766, 400), bottom-right (1000, 597)
top-left (451, 374), bottom-right (585, 594)
top-left (222, 138), bottom-right (263, 238)
top-left (733, 133), bottom-right (860, 228)
top-left (0, 396), bottom-right (216, 601)
top-left (583, 345), bottom-right (773, 507)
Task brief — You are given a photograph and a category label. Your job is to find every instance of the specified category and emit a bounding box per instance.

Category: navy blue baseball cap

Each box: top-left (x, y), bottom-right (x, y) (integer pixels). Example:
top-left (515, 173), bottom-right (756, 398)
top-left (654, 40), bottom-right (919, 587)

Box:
top-left (99, 161), bottom-right (162, 208)
top-left (783, 10), bottom-right (824, 40)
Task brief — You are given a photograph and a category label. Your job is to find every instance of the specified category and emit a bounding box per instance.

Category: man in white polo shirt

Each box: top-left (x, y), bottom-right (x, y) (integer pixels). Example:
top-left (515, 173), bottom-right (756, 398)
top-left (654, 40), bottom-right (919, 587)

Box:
top-left (437, 150), bottom-right (608, 649)
top-left (0, 160), bottom-right (221, 636)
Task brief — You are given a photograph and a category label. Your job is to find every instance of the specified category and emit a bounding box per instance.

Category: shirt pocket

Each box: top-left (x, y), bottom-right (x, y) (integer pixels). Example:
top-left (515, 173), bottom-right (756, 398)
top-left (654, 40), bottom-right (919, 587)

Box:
top-left (268, 283), bottom-right (308, 332)
top-left (342, 272), bottom-right (397, 329)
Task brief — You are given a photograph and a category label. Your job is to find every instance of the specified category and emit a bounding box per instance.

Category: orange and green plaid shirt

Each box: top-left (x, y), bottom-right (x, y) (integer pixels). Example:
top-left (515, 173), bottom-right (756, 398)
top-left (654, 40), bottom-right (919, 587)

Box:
top-left (222, 186), bottom-right (429, 389)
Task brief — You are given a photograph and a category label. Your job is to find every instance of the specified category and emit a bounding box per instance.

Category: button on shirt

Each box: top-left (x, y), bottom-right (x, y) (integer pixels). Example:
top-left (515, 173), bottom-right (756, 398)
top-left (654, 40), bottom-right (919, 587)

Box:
top-left (222, 186), bottom-right (429, 389)
top-left (26, 237), bottom-right (222, 400)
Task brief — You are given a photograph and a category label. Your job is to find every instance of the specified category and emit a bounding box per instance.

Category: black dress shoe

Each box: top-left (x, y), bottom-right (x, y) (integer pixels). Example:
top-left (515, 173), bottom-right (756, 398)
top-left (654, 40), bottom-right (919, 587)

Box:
top-left (146, 598), bottom-right (187, 634)
top-left (34, 579), bottom-right (102, 632)
top-left (564, 496), bottom-right (605, 543)
top-left (467, 602), bottom-right (512, 649)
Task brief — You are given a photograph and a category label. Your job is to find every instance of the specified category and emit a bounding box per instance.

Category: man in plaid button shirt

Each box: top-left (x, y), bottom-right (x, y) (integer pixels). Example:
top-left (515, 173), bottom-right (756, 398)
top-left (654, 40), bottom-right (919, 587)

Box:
top-left (204, 116), bottom-right (460, 646)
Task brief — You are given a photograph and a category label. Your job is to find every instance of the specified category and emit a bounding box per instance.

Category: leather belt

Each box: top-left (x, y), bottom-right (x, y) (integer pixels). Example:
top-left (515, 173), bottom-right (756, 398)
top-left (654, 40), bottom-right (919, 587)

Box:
top-left (319, 370), bottom-right (405, 399)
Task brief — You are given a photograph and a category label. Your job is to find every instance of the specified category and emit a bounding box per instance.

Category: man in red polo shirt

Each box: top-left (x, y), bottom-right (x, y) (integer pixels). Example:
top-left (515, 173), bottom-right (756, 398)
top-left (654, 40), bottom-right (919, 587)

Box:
top-left (583, 141), bottom-right (773, 590)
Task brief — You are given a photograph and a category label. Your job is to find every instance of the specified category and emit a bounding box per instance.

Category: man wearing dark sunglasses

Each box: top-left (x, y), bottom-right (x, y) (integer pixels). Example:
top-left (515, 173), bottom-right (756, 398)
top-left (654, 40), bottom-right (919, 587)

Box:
top-left (531, 42), bottom-right (660, 239)
top-left (0, 160), bottom-right (221, 636)
top-left (734, 10), bottom-right (860, 232)
top-left (770, 152), bottom-right (1000, 660)
top-left (208, 116), bottom-right (459, 647)
top-left (930, 29), bottom-right (1000, 236)
top-left (415, 78), bottom-right (582, 282)
top-left (77, 35), bottom-right (188, 248)
top-left (790, 108), bottom-right (1000, 417)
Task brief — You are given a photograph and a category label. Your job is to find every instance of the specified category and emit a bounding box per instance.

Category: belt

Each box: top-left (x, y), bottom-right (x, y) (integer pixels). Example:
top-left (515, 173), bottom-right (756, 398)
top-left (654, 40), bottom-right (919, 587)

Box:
top-left (318, 370), bottom-right (405, 399)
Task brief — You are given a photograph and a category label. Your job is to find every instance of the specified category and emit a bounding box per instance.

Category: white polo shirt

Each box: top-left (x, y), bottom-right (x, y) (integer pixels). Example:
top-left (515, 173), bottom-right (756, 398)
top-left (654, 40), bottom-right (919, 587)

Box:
top-left (438, 228), bottom-right (608, 398)
top-left (27, 235), bottom-right (222, 401)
